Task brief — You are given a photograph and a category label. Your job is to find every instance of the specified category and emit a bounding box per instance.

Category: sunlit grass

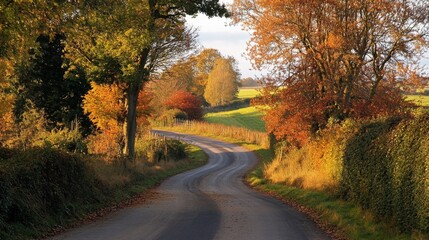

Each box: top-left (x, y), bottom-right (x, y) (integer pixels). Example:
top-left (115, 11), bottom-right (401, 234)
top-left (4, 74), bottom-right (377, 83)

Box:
top-left (406, 95), bottom-right (429, 107)
top-left (204, 106), bottom-right (266, 132)
top-left (237, 88), bottom-right (261, 99)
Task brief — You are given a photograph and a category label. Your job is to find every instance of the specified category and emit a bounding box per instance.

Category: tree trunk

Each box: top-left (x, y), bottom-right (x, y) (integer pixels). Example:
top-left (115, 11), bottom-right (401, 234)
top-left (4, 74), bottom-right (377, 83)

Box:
top-left (124, 82), bottom-right (140, 160)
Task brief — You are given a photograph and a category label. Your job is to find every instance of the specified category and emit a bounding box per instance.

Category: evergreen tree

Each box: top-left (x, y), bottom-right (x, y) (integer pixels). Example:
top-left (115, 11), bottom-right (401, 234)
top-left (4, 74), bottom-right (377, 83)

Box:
top-left (15, 34), bottom-right (92, 134)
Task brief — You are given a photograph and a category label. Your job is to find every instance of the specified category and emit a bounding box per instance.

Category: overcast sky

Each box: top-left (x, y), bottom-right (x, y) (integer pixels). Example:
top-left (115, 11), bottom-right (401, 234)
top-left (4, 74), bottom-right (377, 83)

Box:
top-left (186, 1), bottom-right (429, 78)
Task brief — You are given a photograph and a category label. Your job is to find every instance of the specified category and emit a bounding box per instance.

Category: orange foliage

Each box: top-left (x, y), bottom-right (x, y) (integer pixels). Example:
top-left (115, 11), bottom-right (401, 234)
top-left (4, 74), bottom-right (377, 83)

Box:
top-left (164, 91), bottom-right (202, 120)
top-left (235, 0), bottom-right (428, 144)
top-left (0, 59), bottom-right (15, 142)
top-left (83, 82), bottom-right (127, 134)
top-left (83, 82), bottom-right (152, 155)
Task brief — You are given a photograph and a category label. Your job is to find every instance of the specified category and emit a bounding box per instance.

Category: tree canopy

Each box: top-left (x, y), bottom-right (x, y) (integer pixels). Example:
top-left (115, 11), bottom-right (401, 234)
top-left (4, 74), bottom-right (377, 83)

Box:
top-left (204, 57), bottom-right (240, 106)
top-left (63, 0), bottom-right (228, 158)
top-left (234, 0), bottom-right (429, 144)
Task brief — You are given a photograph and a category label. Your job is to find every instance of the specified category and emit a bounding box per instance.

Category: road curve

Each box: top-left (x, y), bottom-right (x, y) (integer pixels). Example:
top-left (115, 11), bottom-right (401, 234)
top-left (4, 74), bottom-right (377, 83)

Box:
top-left (50, 130), bottom-right (330, 240)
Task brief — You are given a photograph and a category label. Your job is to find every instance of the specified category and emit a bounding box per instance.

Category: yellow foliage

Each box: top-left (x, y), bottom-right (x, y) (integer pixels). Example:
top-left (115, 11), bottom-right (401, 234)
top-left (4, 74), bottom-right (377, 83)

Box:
top-left (264, 120), bottom-right (358, 190)
top-left (0, 59), bottom-right (15, 142)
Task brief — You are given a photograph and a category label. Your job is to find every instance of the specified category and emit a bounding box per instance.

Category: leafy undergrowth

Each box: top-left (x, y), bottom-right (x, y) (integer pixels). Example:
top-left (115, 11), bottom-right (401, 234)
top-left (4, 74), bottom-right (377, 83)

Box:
top-left (160, 123), bottom-right (427, 240)
top-left (0, 144), bottom-right (207, 240)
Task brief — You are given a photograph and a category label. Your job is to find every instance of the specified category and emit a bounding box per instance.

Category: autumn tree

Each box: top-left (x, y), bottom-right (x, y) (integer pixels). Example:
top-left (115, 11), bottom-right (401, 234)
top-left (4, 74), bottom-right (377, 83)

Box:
top-left (204, 57), bottom-right (240, 106)
top-left (192, 48), bottom-right (223, 97)
top-left (164, 91), bottom-right (203, 120)
top-left (234, 0), bottom-right (429, 144)
top-left (65, 1), bottom-right (228, 159)
top-left (83, 82), bottom-right (151, 154)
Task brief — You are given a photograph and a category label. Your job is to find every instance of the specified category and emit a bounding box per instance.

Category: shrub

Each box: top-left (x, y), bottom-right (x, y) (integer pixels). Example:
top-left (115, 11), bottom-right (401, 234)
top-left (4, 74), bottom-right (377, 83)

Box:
top-left (265, 119), bottom-right (357, 190)
top-left (0, 148), bottom-right (100, 235)
top-left (265, 114), bottom-right (429, 234)
top-left (138, 138), bottom-right (186, 164)
top-left (40, 127), bottom-right (88, 153)
top-left (164, 91), bottom-right (203, 120)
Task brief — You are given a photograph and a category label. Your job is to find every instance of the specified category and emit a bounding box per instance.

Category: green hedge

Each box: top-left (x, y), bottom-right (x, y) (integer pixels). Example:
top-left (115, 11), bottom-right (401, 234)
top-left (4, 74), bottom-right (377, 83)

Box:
top-left (339, 114), bottom-right (429, 234)
top-left (0, 148), bottom-right (102, 239)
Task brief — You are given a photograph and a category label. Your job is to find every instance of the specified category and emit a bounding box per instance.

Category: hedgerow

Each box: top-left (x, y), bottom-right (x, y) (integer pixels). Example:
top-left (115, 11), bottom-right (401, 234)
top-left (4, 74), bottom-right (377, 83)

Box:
top-left (266, 112), bottom-right (429, 235)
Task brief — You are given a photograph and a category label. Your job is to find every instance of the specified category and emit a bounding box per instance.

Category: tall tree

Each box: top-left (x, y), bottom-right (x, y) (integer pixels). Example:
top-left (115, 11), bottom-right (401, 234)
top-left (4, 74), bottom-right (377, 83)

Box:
top-left (15, 34), bottom-right (92, 133)
top-left (65, 1), bottom-right (228, 159)
top-left (149, 48), bottom-right (223, 114)
top-left (234, 0), bottom-right (429, 143)
top-left (204, 57), bottom-right (240, 106)
top-left (193, 48), bottom-right (223, 97)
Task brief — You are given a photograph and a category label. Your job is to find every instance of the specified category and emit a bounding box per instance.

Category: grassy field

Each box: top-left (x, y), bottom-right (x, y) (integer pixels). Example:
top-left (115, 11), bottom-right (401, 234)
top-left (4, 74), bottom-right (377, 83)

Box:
top-left (406, 95), bottom-right (429, 106)
top-left (204, 106), bottom-right (266, 132)
top-left (237, 88), bottom-right (261, 99)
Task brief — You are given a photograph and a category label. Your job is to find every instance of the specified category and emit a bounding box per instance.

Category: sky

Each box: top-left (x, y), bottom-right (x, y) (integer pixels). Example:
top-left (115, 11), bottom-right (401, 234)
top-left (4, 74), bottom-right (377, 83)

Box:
top-left (185, 1), bottom-right (263, 79)
top-left (186, 1), bottom-right (429, 79)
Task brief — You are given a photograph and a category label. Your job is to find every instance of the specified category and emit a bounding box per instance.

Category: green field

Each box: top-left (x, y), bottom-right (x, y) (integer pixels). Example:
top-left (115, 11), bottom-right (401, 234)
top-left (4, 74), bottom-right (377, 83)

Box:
top-left (237, 88), bottom-right (261, 99)
top-left (406, 95), bottom-right (429, 107)
top-left (204, 106), bottom-right (266, 132)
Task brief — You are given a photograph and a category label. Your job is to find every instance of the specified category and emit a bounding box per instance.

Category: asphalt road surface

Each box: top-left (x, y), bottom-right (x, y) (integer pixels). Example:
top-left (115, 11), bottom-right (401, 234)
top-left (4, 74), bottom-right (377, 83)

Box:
top-left (50, 130), bottom-right (331, 240)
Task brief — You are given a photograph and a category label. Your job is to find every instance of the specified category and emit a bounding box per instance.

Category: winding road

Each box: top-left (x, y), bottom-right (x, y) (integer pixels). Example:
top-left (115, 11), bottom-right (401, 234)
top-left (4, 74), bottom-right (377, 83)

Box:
top-left (51, 131), bottom-right (330, 240)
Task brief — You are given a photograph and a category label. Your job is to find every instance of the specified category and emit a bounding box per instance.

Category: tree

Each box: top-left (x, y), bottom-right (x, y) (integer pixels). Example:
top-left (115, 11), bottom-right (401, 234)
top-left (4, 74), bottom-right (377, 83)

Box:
top-left (65, 1), bottom-right (228, 159)
top-left (14, 34), bottom-right (92, 134)
top-left (83, 82), bottom-right (152, 154)
top-left (234, 0), bottom-right (429, 143)
top-left (148, 48), bottom-right (224, 115)
top-left (204, 58), bottom-right (240, 106)
top-left (164, 91), bottom-right (203, 120)
top-left (240, 77), bottom-right (259, 87)
top-left (192, 48), bottom-right (223, 97)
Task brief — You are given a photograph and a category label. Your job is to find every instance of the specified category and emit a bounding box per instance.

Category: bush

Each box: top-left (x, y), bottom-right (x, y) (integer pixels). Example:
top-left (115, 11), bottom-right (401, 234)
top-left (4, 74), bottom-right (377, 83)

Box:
top-left (0, 148), bottom-right (101, 237)
top-left (139, 138), bottom-right (186, 164)
top-left (40, 128), bottom-right (88, 153)
top-left (338, 115), bottom-right (429, 233)
top-left (164, 91), bottom-right (203, 120)
top-left (265, 114), bottom-right (429, 235)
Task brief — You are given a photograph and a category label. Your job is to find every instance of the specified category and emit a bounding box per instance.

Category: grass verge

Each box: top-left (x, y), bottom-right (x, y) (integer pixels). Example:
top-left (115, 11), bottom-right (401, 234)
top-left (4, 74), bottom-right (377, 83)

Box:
top-left (157, 125), bottom-right (425, 240)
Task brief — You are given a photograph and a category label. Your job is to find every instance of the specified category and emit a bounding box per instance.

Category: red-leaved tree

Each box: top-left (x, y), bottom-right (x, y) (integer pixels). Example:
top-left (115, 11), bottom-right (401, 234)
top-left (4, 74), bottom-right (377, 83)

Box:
top-left (164, 91), bottom-right (203, 120)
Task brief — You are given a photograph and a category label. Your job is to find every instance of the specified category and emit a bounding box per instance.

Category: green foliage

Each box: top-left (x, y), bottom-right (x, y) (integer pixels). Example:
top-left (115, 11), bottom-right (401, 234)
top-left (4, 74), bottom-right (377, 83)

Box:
top-left (15, 34), bottom-right (92, 134)
top-left (263, 113), bottom-right (429, 235)
top-left (138, 139), bottom-right (187, 164)
top-left (40, 127), bottom-right (88, 153)
top-left (7, 106), bottom-right (87, 153)
top-left (0, 135), bottom-right (206, 239)
top-left (0, 148), bottom-right (100, 239)
top-left (338, 115), bottom-right (429, 234)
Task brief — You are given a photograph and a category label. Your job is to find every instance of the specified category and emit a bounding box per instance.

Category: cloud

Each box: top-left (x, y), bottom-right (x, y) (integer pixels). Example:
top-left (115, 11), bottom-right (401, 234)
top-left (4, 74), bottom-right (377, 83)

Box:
top-left (186, 14), bottom-right (265, 78)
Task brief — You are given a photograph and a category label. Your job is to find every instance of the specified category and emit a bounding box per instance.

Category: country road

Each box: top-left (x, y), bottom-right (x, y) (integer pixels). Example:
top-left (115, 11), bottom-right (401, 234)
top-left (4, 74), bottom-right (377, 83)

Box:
top-left (50, 130), bottom-right (330, 240)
